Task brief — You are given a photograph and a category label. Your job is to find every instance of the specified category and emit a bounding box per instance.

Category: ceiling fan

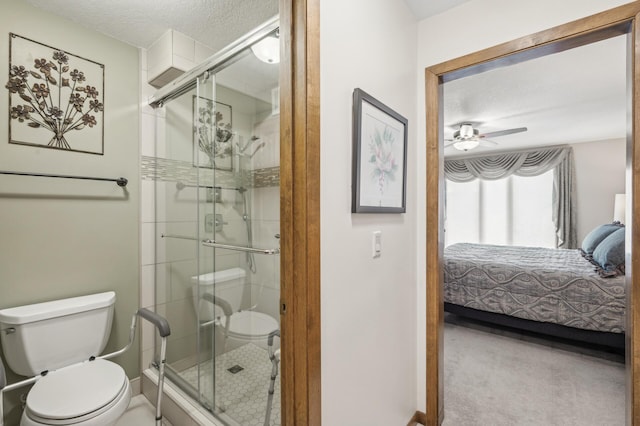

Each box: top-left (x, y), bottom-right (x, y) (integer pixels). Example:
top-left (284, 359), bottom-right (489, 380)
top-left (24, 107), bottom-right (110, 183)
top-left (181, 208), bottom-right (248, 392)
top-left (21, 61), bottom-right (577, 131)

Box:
top-left (445, 123), bottom-right (528, 151)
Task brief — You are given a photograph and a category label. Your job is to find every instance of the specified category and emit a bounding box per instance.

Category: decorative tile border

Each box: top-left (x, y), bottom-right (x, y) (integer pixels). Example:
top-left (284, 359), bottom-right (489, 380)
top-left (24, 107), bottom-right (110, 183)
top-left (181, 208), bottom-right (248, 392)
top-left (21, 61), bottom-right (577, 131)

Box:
top-left (141, 156), bottom-right (279, 189)
top-left (252, 166), bottom-right (280, 188)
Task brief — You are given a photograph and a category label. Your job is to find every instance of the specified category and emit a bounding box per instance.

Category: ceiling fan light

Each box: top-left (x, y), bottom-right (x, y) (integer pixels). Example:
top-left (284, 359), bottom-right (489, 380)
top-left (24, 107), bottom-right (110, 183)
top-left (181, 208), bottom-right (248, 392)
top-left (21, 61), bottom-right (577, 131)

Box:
top-left (453, 139), bottom-right (480, 151)
top-left (459, 124), bottom-right (475, 139)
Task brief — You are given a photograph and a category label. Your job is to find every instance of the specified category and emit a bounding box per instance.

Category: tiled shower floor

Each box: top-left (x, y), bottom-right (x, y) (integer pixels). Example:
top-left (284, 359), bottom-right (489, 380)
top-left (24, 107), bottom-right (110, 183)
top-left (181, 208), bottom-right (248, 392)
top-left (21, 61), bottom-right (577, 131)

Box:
top-left (180, 343), bottom-right (281, 426)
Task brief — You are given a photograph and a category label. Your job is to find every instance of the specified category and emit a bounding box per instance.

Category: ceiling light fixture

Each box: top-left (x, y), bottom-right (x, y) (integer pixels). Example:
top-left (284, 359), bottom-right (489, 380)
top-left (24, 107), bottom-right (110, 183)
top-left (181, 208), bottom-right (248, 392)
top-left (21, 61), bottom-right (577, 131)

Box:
top-left (458, 123), bottom-right (476, 139)
top-left (452, 123), bottom-right (480, 150)
top-left (251, 35), bottom-right (280, 64)
top-left (453, 123), bottom-right (480, 140)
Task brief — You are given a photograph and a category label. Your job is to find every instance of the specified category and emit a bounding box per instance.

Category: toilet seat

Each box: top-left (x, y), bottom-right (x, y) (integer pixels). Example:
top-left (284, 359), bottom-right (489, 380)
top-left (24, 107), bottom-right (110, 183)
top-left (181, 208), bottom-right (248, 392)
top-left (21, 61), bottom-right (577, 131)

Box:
top-left (22, 359), bottom-right (131, 426)
top-left (221, 310), bottom-right (279, 341)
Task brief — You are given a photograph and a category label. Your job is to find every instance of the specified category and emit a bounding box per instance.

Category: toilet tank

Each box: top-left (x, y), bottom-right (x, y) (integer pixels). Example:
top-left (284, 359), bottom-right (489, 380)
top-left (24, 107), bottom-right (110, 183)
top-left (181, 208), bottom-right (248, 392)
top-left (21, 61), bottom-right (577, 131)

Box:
top-left (191, 268), bottom-right (246, 321)
top-left (0, 292), bottom-right (116, 377)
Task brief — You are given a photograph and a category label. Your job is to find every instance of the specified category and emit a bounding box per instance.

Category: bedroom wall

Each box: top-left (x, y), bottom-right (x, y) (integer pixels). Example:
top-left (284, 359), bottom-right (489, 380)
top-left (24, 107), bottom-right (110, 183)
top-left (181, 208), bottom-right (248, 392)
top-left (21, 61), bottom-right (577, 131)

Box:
top-left (416, 0), bottom-right (631, 412)
top-left (573, 138), bottom-right (626, 243)
top-left (320, 0), bottom-right (418, 423)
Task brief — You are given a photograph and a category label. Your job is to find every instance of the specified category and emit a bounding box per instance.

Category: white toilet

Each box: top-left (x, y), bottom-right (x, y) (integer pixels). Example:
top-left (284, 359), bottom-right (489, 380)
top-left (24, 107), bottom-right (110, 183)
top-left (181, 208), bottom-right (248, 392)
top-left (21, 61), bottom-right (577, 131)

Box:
top-left (0, 292), bottom-right (131, 426)
top-left (191, 267), bottom-right (279, 351)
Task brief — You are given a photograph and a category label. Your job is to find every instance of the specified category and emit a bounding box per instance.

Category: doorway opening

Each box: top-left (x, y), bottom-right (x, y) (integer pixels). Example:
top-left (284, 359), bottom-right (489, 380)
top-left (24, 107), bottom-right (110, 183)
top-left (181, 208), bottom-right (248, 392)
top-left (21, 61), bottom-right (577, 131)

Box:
top-left (425, 3), bottom-right (640, 424)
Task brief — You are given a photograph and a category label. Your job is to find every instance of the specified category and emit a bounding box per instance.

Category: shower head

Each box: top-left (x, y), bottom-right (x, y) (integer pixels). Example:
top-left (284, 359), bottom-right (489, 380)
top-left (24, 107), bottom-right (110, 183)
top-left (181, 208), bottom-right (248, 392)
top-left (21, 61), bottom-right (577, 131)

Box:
top-left (237, 187), bottom-right (247, 194)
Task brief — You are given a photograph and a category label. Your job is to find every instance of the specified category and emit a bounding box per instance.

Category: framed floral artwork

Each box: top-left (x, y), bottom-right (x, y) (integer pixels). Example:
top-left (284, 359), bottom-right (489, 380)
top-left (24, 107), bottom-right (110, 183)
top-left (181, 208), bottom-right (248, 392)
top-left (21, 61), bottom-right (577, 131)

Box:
top-left (352, 88), bottom-right (408, 213)
top-left (192, 95), bottom-right (233, 171)
top-left (6, 33), bottom-right (105, 155)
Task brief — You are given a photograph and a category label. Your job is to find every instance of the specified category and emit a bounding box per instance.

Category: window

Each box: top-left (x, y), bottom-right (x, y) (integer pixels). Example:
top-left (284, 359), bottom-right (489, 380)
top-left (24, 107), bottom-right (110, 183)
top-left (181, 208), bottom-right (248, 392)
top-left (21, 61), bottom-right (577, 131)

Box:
top-left (444, 171), bottom-right (555, 248)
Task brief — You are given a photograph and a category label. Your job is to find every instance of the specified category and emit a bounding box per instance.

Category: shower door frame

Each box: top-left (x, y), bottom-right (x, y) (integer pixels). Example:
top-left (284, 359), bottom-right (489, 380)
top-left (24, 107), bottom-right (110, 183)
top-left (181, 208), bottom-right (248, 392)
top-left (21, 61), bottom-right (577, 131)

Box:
top-left (279, 0), bottom-right (321, 425)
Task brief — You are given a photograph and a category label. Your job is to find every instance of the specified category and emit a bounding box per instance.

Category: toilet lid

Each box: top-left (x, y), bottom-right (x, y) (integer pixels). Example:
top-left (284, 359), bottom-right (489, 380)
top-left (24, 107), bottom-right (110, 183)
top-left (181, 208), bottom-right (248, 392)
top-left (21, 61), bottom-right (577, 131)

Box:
top-left (223, 311), bottom-right (279, 339)
top-left (27, 359), bottom-right (127, 421)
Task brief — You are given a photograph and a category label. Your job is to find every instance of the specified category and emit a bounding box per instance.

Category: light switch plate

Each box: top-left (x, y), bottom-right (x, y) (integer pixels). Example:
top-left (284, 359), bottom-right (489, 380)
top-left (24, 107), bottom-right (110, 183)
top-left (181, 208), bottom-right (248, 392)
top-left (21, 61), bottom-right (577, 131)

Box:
top-left (372, 231), bottom-right (382, 258)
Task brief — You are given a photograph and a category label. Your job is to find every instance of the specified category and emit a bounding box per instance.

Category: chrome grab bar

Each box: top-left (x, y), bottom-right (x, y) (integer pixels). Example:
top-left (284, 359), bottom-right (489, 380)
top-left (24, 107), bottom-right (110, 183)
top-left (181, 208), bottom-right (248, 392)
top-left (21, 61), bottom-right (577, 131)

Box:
top-left (161, 234), bottom-right (280, 255)
top-left (175, 181), bottom-right (242, 192)
top-left (202, 239), bottom-right (280, 255)
top-left (161, 233), bottom-right (198, 241)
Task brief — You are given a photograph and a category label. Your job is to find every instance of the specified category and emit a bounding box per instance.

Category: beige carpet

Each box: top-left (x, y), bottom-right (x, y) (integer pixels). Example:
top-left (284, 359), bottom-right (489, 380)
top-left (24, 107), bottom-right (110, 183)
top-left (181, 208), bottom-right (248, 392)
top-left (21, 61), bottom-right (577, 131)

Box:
top-left (443, 315), bottom-right (625, 426)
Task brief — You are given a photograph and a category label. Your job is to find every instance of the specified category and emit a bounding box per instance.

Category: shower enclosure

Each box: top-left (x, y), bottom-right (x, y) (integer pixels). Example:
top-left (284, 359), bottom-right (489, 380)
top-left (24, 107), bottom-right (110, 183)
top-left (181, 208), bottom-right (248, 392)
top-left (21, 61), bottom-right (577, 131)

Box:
top-left (148, 19), bottom-right (281, 426)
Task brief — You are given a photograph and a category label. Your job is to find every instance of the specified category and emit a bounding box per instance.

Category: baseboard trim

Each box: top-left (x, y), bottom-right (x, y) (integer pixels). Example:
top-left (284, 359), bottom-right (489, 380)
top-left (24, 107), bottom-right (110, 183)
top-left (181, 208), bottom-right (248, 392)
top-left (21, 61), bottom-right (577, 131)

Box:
top-left (130, 376), bottom-right (141, 395)
top-left (407, 410), bottom-right (426, 426)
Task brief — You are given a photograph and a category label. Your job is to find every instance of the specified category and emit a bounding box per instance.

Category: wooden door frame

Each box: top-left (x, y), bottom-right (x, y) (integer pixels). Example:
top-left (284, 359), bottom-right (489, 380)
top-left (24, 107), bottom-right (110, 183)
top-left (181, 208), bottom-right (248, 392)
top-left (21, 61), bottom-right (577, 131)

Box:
top-left (425, 2), bottom-right (640, 425)
top-left (280, 0), bottom-right (321, 425)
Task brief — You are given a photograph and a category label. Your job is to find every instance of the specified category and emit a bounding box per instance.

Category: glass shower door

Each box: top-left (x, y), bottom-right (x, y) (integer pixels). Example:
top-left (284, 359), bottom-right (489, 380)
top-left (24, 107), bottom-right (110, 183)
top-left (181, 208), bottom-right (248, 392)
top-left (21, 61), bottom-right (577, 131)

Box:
top-left (194, 45), bottom-right (280, 425)
top-left (197, 44), bottom-right (282, 425)
top-left (154, 25), bottom-right (281, 426)
top-left (194, 70), bottom-right (218, 414)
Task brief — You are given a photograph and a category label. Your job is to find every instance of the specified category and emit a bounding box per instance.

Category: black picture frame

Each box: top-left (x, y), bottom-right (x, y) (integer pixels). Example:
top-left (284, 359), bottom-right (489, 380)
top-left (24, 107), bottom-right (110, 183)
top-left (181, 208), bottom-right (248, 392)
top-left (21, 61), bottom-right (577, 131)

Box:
top-left (352, 88), bottom-right (408, 213)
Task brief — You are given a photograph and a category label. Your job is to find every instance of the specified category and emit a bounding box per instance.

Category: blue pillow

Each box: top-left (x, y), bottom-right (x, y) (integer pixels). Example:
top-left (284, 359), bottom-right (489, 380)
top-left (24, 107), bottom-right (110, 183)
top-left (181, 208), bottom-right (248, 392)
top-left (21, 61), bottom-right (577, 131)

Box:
top-left (581, 223), bottom-right (623, 256)
top-left (592, 227), bottom-right (625, 277)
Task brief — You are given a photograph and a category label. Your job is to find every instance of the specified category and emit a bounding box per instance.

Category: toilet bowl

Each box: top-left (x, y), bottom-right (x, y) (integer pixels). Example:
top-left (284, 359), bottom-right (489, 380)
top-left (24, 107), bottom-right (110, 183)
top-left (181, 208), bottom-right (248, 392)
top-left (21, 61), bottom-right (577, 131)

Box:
top-left (0, 292), bottom-right (132, 426)
top-left (21, 359), bottom-right (131, 426)
top-left (191, 268), bottom-right (279, 351)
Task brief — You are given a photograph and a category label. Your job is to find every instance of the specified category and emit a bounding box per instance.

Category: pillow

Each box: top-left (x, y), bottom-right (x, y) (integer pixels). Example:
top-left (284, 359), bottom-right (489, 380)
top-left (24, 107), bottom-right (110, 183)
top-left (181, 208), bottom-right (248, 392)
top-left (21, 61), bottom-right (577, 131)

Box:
top-left (581, 223), bottom-right (623, 256)
top-left (591, 227), bottom-right (625, 277)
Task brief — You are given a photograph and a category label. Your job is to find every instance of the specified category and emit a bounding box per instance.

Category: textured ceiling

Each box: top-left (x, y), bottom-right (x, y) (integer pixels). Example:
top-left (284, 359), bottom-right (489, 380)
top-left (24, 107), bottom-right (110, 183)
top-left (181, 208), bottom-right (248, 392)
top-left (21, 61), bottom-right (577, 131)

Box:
top-left (403, 0), bottom-right (472, 19)
top-left (23, 0), bottom-right (626, 155)
top-left (443, 35), bottom-right (627, 158)
top-left (24, 0), bottom-right (278, 51)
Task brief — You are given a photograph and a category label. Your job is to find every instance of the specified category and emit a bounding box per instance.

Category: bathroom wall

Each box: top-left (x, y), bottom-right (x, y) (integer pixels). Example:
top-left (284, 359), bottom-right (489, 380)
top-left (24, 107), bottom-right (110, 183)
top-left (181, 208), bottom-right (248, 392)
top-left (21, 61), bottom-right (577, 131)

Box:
top-left (320, 0), bottom-right (419, 423)
top-left (415, 0), bottom-right (631, 411)
top-left (0, 0), bottom-right (139, 421)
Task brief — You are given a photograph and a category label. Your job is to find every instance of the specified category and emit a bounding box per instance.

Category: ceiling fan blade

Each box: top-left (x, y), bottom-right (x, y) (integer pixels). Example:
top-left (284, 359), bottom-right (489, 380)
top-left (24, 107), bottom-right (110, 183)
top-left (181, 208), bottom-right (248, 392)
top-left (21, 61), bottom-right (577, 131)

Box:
top-left (478, 139), bottom-right (498, 147)
top-left (444, 141), bottom-right (456, 147)
top-left (479, 127), bottom-right (527, 138)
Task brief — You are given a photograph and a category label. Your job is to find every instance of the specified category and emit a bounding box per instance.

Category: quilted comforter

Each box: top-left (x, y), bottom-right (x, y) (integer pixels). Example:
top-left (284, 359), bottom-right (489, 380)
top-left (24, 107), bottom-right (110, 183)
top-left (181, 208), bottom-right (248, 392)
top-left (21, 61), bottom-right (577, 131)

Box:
top-left (444, 243), bottom-right (626, 333)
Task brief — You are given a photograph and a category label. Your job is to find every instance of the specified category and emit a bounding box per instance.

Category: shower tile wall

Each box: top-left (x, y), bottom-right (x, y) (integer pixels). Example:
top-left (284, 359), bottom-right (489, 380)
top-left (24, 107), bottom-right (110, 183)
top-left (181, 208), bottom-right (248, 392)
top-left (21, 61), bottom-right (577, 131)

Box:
top-left (248, 114), bottom-right (280, 322)
top-left (140, 47), bottom-right (212, 370)
top-left (139, 48), bottom-right (281, 373)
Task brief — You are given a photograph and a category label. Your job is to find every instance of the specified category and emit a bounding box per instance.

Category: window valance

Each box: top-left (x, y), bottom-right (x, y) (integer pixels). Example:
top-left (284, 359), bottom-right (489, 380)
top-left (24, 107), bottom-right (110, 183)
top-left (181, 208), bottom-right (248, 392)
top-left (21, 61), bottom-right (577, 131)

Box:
top-left (444, 146), bottom-right (576, 249)
top-left (444, 147), bottom-right (569, 182)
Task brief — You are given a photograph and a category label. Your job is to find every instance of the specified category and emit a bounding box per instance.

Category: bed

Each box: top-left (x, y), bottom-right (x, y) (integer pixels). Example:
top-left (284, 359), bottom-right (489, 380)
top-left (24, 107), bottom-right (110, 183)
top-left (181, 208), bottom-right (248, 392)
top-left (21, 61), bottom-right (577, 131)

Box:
top-left (443, 243), bottom-right (626, 349)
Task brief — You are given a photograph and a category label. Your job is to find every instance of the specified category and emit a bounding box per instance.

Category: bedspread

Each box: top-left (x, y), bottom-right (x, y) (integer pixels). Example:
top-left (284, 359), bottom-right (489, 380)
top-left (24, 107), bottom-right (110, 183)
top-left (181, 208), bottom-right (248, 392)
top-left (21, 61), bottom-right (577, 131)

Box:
top-left (444, 243), bottom-right (626, 333)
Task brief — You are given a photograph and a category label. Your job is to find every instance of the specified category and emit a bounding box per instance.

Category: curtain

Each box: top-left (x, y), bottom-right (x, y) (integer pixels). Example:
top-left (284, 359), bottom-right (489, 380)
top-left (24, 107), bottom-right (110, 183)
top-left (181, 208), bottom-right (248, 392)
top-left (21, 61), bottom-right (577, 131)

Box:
top-left (444, 146), bottom-right (576, 248)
